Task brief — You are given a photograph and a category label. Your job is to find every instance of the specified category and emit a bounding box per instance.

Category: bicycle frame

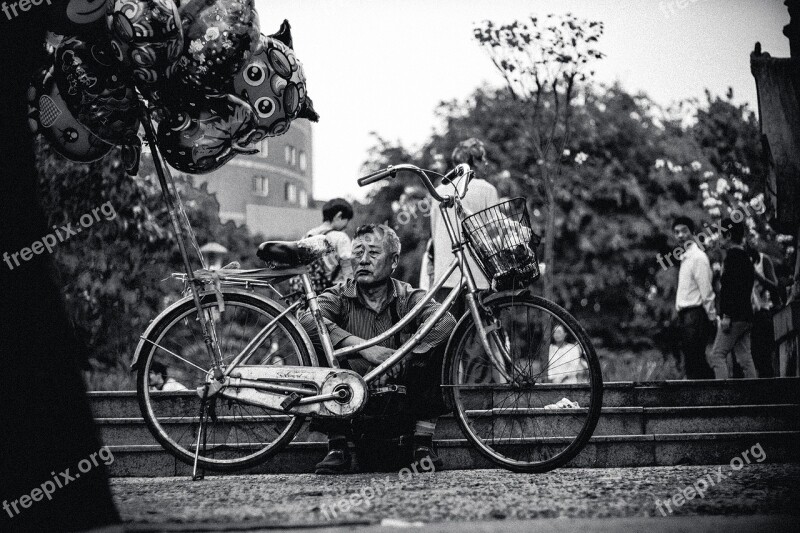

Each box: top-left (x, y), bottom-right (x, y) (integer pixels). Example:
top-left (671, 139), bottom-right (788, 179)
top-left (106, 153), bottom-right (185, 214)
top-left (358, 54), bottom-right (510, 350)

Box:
top-left (142, 114), bottom-right (517, 408)
top-left (219, 199), bottom-right (517, 390)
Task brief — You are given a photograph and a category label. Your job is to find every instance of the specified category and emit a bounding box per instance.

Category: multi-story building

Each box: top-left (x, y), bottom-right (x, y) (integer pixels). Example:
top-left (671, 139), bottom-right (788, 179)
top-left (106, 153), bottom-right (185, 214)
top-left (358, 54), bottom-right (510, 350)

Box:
top-left (193, 120), bottom-right (318, 240)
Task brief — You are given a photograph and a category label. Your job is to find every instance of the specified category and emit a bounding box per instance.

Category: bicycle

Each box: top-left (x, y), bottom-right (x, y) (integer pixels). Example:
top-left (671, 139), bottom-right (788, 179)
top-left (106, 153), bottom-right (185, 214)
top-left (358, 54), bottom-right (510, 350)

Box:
top-left (132, 160), bottom-right (603, 475)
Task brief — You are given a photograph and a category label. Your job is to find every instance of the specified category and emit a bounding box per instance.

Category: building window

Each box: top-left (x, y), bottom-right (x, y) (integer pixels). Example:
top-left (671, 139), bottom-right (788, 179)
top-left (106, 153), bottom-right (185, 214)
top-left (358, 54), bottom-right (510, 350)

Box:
top-left (252, 175), bottom-right (269, 196)
top-left (299, 151), bottom-right (307, 172)
top-left (299, 189), bottom-right (309, 207)
top-left (285, 182), bottom-right (297, 203)
top-left (259, 140), bottom-right (268, 158)
top-left (284, 145), bottom-right (296, 166)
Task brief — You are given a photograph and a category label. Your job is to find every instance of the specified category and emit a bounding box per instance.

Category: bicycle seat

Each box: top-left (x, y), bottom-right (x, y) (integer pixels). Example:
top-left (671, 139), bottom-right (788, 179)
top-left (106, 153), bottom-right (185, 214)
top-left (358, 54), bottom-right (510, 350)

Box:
top-left (256, 234), bottom-right (334, 268)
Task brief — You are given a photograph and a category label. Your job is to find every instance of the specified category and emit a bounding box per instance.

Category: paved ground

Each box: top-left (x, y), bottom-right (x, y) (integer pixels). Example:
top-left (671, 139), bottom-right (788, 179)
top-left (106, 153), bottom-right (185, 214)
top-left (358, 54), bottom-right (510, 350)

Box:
top-left (113, 464), bottom-right (799, 531)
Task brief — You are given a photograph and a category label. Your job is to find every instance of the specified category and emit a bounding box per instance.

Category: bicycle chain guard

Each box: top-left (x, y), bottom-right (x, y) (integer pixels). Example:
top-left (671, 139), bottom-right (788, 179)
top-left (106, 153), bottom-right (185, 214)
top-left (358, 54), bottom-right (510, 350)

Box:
top-left (217, 365), bottom-right (368, 419)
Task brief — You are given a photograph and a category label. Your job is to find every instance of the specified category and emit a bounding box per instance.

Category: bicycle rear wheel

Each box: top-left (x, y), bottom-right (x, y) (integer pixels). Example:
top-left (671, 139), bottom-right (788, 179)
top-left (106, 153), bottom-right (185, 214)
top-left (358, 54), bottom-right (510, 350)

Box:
top-left (135, 290), bottom-right (314, 471)
top-left (444, 293), bottom-right (602, 472)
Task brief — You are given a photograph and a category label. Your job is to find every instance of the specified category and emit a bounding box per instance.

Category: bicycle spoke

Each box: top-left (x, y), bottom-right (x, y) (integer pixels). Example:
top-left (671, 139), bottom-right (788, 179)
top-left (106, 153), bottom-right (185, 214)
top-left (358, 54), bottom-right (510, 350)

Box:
top-left (141, 337), bottom-right (209, 374)
top-left (449, 295), bottom-right (601, 472)
top-left (139, 295), bottom-right (310, 470)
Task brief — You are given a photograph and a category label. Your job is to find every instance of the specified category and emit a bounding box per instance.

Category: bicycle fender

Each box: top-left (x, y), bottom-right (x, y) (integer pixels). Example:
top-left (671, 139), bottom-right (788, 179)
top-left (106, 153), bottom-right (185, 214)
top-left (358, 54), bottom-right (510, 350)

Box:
top-left (480, 288), bottom-right (531, 306)
top-left (130, 288), bottom-right (318, 370)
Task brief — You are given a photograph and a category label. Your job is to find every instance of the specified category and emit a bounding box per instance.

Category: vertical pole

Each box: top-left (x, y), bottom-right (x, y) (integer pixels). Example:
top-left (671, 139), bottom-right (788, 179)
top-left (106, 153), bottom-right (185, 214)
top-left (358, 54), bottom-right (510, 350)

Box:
top-left (139, 105), bottom-right (224, 377)
top-left (785, 0), bottom-right (800, 59)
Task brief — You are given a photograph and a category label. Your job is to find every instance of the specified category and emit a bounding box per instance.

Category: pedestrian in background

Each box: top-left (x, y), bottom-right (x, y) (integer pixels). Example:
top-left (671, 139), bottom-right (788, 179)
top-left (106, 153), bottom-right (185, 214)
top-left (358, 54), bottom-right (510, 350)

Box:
top-left (707, 218), bottom-right (757, 379)
top-left (672, 216), bottom-right (716, 379)
top-left (749, 246), bottom-right (780, 377)
top-left (304, 198), bottom-right (355, 286)
top-left (430, 138), bottom-right (499, 317)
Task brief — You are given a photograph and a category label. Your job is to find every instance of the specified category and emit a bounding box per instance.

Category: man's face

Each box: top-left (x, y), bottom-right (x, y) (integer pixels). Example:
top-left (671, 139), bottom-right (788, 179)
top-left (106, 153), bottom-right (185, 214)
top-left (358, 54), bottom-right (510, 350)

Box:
top-left (672, 224), bottom-right (692, 245)
top-left (149, 370), bottom-right (165, 390)
top-left (721, 230), bottom-right (736, 248)
top-left (351, 232), bottom-right (397, 287)
top-left (331, 212), bottom-right (350, 231)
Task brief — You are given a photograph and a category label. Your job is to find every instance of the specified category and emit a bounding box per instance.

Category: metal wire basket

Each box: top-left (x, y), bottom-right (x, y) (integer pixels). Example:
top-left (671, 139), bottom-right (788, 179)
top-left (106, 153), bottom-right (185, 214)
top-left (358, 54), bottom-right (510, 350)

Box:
top-left (461, 197), bottom-right (541, 288)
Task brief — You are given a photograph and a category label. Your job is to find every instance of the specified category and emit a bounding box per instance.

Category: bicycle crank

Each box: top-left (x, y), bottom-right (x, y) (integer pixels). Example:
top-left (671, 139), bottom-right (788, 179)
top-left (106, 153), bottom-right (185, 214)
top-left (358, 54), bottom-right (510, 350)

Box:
top-left (202, 365), bottom-right (368, 419)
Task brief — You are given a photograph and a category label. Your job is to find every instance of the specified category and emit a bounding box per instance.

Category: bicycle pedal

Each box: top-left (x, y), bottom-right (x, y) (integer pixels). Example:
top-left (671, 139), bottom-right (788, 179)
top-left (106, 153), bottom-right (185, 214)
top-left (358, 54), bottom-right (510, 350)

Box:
top-left (280, 392), bottom-right (302, 411)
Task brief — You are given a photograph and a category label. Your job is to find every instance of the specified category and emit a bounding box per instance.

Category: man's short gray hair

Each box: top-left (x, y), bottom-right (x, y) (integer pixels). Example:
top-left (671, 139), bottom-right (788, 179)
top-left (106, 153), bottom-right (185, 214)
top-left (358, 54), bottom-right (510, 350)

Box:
top-left (354, 224), bottom-right (401, 256)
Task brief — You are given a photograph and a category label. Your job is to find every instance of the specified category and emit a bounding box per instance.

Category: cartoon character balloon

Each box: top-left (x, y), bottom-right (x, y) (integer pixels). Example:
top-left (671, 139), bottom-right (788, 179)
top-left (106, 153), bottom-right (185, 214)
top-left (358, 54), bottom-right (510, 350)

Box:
top-left (53, 36), bottom-right (140, 145)
top-left (233, 20), bottom-right (319, 138)
top-left (108, 0), bottom-right (184, 87)
top-left (176, 0), bottom-right (260, 93)
top-left (121, 133), bottom-right (143, 175)
top-left (156, 93), bottom-right (260, 173)
top-left (28, 68), bottom-right (113, 163)
top-left (46, 0), bottom-right (111, 37)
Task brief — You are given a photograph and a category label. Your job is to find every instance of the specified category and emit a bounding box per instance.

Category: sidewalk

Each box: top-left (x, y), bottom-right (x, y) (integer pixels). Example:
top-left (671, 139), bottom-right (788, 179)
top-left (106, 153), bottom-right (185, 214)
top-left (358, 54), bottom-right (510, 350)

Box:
top-left (113, 464), bottom-right (799, 529)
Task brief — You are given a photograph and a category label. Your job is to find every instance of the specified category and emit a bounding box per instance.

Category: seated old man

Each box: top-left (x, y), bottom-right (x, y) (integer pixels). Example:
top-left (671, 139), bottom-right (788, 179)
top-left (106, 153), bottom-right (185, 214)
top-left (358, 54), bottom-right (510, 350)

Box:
top-left (298, 223), bottom-right (456, 474)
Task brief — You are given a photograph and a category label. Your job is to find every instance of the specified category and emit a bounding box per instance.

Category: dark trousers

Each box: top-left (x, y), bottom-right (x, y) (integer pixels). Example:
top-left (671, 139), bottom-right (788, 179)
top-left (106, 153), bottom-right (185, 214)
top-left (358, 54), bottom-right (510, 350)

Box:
top-left (309, 344), bottom-right (449, 439)
top-left (752, 309), bottom-right (776, 378)
top-left (677, 307), bottom-right (715, 379)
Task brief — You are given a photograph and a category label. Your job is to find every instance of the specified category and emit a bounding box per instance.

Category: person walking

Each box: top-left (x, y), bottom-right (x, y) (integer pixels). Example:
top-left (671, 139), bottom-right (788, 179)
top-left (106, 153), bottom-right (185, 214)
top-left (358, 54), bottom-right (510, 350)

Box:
top-left (707, 219), bottom-right (757, 379)
top-left (672, 216), bottom-right (716, 379)
top-left (430, 138), bottom-right (499, 317)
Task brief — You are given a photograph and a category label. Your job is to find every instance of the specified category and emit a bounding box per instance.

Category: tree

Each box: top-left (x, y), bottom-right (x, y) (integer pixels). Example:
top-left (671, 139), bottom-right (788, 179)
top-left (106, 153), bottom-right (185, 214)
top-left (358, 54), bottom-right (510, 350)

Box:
top-left (36, 140), bottom-right (262, 388)
top-left (361, 82), bottom-right (789, 370)
top-left (473, 13), bottom-right (605, 301)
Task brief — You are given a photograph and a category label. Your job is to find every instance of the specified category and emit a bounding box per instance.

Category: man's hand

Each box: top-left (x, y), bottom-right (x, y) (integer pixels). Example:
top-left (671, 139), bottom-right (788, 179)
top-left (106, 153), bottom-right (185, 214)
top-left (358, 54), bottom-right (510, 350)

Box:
top-left (360, 345), bottom-right (395, 365)
top-left (717, 315), bottom-right (731, 332)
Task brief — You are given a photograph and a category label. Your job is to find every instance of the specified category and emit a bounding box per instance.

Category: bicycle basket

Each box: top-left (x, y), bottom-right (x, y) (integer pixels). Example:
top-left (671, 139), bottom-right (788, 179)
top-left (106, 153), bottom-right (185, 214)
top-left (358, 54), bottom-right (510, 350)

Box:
top-left (461, 197), bottom-right (541, 287)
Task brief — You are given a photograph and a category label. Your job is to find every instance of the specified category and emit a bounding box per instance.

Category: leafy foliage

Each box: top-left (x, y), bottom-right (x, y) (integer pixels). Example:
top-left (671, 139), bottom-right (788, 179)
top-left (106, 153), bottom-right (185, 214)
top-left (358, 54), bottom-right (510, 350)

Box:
top-left (359, 84), bottom-right (788, 355)
top-left (473, 13), bottom-right (606, 302)
top-left (36, 139), bottom-right (262, 388)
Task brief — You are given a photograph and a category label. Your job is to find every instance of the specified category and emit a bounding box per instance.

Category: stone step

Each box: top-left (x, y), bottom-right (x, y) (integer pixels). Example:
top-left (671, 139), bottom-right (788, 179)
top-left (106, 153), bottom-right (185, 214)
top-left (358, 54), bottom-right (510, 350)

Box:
top-left (104, 430), bottom-right (800, 476)
top-left (94, 404), bottom-right (800, 446)
top-left (88, 377), bottom-right (800, 418)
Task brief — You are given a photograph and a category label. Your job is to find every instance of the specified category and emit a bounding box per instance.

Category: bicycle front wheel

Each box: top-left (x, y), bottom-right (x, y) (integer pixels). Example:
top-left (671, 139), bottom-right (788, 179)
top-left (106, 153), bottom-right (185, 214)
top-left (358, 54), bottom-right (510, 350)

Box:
top-left (444, 293), bottom-right (602, 472)
top-left (135, 290), bottom-right (315, 471)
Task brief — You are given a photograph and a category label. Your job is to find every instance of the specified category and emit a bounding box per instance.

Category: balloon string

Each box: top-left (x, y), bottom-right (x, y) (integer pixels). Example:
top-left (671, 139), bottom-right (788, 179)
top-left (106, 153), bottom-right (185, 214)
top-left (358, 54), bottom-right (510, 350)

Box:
top-left (170, 170), bottom-right (209, 271)
top-left (141, 104), bottom-right (209, 271)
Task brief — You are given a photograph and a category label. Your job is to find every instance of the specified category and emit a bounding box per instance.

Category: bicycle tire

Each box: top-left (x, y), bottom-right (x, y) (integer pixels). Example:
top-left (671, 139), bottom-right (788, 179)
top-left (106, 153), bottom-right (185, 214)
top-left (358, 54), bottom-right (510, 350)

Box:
top-left (444, 293), bottom-right (603, 473)
top-left (135, 290), bottom-right (315, 472)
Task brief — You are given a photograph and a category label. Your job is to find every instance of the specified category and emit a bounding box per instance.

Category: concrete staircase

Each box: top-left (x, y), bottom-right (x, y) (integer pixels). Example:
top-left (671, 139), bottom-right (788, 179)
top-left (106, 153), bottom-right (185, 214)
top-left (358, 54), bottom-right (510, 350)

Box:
top-left (91, 378), bottom-right (800, 476)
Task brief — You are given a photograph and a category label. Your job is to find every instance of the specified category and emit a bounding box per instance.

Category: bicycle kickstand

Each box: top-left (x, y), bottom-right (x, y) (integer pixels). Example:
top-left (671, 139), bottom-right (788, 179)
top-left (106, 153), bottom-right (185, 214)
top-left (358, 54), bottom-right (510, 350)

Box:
top-left (192, 383), bottom-right (210, 481)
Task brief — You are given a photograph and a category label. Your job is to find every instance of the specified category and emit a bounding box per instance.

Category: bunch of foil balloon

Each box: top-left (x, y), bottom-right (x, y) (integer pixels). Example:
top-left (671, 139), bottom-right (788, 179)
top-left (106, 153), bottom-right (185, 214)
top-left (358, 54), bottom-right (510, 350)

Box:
top-left (28, 0), bottom-right (318, 175)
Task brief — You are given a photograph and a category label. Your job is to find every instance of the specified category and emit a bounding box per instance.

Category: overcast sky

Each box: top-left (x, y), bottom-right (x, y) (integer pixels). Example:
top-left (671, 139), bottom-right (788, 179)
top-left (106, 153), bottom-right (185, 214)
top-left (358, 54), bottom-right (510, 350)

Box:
top-left (254, 0), bottom-right (790, 201)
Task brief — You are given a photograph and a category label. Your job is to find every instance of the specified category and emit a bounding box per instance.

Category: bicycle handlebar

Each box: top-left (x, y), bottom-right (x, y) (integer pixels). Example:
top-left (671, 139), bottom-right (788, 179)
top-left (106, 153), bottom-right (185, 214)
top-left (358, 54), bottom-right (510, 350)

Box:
top-left (357, 166), bottom-right (398, 186)
top-left (357, 163), bottom-right (471, 203)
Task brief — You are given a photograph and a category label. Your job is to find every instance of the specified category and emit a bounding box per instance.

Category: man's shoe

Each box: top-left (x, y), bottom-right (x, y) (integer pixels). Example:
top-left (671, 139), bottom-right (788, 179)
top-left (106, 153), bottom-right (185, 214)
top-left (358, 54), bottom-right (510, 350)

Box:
top-left (413, 445), bottom-right (443, 471)
top-left (314, 448), bottom-right (352, 475)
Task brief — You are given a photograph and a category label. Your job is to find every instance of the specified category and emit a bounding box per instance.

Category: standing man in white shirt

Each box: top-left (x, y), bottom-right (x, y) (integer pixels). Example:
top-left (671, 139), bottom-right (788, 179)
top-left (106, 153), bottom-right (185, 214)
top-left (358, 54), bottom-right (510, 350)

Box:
top-left (673, 216), bottom-right (716, 379)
